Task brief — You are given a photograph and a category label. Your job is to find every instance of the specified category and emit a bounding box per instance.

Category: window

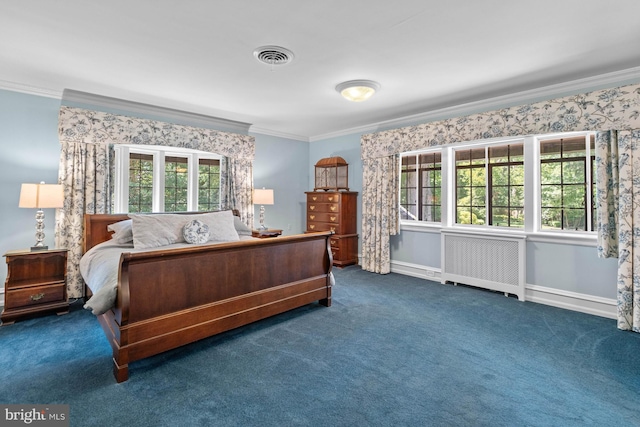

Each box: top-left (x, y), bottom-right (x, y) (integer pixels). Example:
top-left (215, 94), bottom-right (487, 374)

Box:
top-left (128, 153), bottom-right (154, 213)
top-left (539, 134), bottom-right (595, 231)
top-left (164, 156), bottom-right (189, 212)
top-left (399, 131), bottom-right (596, 237)
top-left (198, 158), bottom-right (221, 211)
top-left (454, 142), bottom-right (524, 227)
top-left (115, 145), bottom-right (221, 213)
top-left (400, 151), bottom-right (441, 222)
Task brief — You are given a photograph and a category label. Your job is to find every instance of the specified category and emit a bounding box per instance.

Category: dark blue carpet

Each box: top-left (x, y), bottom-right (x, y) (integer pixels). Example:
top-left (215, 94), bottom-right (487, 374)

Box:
top-left (1, 266), bottom-right (639, 426)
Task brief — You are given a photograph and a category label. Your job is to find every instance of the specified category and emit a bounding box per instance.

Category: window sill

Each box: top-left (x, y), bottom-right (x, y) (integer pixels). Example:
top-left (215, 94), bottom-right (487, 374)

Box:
top-left (400, 221), bottom-right (598, 247)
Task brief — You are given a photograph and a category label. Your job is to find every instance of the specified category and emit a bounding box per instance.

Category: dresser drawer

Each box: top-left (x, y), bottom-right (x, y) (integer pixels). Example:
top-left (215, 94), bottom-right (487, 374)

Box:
top-left (307, 193), bottom-right (342, 203)
top-left (307, 212), bottom-right (340, 223)
top-left (5, 282), bottom-right (66, 309)
top-left (307, 203), bottom-right (340, 213)
top-left (307, 222), bottom-right (344, 234)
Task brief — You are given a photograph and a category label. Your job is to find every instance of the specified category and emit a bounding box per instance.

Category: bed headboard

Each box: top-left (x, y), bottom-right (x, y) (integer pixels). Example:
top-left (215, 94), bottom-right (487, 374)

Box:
top-left (83, 210), bottom-right (240, 253)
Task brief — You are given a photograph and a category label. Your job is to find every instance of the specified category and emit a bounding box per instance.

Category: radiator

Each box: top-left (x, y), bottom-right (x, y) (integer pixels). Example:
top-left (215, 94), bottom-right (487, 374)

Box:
top-left (441, 229), bottom-right (526, 301)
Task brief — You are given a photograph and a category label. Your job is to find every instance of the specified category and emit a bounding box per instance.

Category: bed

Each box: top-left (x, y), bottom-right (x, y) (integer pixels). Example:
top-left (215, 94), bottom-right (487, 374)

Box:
top-left (81, 210), bottom-right (333, 382)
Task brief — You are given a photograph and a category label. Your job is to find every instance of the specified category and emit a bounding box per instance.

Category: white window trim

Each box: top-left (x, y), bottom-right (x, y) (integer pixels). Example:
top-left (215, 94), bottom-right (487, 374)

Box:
top-left (399, 131), bottom-right (598, 246)
top-left (114, 144), bottom-right (221, 213)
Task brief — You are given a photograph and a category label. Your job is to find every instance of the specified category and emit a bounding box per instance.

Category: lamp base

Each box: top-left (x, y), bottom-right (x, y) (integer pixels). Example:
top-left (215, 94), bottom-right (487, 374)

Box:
top-left (31, 245), bottom-right (48, 252)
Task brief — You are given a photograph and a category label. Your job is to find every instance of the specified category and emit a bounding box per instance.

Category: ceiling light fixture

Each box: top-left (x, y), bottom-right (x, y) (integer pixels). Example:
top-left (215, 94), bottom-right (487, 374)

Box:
top-left (336, 80), bottom-right (380, 102)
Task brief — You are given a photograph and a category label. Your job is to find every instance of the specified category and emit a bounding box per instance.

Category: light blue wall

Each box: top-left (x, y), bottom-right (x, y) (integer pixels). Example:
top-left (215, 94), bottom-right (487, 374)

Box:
top-left (250, 133), bottom-right (309, 234)
top-left (0, 89), bottom-right (62, 281)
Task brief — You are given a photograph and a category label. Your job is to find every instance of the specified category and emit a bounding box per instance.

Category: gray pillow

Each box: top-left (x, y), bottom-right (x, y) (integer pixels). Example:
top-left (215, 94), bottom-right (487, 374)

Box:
top-left (233, 216), bottom-right (252, 236)
top-left (107, 219), bottom-right (133, 244)
top-left (183, 219), bottom-right (210, 244)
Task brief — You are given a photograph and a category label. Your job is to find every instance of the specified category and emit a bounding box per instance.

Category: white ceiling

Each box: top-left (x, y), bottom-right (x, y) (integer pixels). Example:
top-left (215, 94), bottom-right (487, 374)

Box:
top-left (2, 1), bottom-right (640, 141)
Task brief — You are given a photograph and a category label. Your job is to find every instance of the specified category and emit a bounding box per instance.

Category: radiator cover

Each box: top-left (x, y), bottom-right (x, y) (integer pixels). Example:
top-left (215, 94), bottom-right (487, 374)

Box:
top-left (441, 229), bottom-right (526, 301)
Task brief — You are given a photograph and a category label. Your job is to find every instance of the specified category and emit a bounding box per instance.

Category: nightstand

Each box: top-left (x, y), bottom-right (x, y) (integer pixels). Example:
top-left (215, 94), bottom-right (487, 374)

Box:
top-left (2, 248), bottom-right (69, 325)
top-left (251, 229), bottom-right (283, 238)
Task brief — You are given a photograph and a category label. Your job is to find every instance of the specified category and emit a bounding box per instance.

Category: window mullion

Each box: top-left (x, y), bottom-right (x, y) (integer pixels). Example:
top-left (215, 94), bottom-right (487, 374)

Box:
top-left (154, 151), bottom-right (165, 212)
top-left (188, 153), bottom-right (198, 211)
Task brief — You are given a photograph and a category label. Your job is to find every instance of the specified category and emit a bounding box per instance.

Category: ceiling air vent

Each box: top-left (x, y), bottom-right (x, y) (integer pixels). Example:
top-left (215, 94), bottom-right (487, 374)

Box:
top-left (253, 45), bottom-right (294, 67)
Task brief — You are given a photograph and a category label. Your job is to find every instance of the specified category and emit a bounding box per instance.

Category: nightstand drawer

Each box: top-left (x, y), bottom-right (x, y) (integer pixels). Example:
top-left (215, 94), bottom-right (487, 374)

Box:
top-left (5, 282), bottom-right (66, 309)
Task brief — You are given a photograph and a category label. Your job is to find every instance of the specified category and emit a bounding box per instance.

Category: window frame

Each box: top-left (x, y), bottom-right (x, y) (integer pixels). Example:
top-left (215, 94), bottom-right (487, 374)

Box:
top-left (399, 131), bottom-right (597, 244)
top-left (114, 144), bottom-right (221, 213)
top-left (400, 149), bottom-right (442, 223)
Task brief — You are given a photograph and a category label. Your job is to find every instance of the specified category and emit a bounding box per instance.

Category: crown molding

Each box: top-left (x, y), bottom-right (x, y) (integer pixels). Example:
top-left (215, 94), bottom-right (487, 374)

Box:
top-left (249, 126), bottom-right (309, 142)
top-left (309, 66), bottom-right (640, 142)
top-left (62, 89), bottom-right (252, 135)
top-left (0, 79), bottom-right (62, 99)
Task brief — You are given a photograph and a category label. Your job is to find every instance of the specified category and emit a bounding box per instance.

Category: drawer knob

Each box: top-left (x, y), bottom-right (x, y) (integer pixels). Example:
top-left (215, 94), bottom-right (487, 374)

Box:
top-left (330, 227), bottom-right (336, 232)
top-left (310, 215), bottom-right (315, 220)
top-left (330, 216), bottom-right (336, 222)
top-left (30, 292), bottom-right (45, 301)
top-left (309, 225), bottom-right (315, 230)
top-left (330, 206), bottom-right (336, 211)
top-left (312, 196), bottom-right (317, 201)
top-left (310, 205), bottom-right (315, 210)
top-left (328, 197), bottom-right (334, 201)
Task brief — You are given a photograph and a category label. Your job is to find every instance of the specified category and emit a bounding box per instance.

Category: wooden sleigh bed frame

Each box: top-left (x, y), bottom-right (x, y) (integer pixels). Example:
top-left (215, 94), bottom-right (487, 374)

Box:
top-left (83, 213), bottom-right (333, 382)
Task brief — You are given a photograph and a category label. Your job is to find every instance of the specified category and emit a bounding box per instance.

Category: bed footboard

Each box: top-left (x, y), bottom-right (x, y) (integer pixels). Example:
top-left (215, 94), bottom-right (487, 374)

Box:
top-left (100, 231), bottom-right (333, 382)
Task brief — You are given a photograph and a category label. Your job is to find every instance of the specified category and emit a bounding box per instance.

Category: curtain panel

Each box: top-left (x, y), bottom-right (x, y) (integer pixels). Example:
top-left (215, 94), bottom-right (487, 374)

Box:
top-left (56, 106), bottom-right (255, 298)
top-left (360, 82), bottom-right (640, 331)
top-left (595, 130), bottom-right (640, 332)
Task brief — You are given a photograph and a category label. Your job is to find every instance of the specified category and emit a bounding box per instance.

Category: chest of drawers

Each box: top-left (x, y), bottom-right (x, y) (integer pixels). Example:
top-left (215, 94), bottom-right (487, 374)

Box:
top-left (305, 191), bottom-right (358, 266)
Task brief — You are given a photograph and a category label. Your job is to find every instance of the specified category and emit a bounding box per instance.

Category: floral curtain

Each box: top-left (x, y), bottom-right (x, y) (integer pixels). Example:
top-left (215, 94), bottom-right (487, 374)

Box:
top-left (221, 157), bottom-right (254, 226)
top-left (55, 141), bottom-right (111, 298)
top-left (361, 83), bottom-right (640, 331)
top-left (595, 130), bottom-right (640, 332)
top-left (360, 155), bottom-right (400, 273)
top-left (56, 106), bottom-right (255, 298)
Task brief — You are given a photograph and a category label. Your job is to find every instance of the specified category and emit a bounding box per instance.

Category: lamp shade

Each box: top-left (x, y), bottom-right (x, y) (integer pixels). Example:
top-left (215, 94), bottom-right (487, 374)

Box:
top-left (19, 182), bottom-right (64, 209)
top-left (253, 188), bottom-right (274, 205)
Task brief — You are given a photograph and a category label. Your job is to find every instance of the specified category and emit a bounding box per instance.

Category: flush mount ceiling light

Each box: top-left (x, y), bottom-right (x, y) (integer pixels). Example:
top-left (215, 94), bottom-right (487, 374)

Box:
top-left (335, 80), bottom-right (380, 102)
top-left (253, 45), bottom-right (295, 67)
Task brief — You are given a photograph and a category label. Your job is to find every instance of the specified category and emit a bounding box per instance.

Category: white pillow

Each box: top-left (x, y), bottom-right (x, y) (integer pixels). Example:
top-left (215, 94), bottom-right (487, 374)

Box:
top-left (130, 211), bottom-right (239, 249)
top-left (183, 219), bottom-right (210, 244)
top-left (107, 219), bottom-right (133, 244)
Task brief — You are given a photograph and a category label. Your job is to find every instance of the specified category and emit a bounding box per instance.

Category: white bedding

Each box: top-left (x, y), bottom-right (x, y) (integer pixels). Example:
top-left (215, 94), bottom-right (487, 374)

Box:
top-left (80, 236), bottom-right (256, 315)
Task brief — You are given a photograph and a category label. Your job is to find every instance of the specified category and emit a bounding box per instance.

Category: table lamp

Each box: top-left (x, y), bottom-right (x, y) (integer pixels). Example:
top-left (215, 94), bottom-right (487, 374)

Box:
top-left (19, 181), bottom-right (64, 251)
top-left (253, 188), bottom-right (274, 230)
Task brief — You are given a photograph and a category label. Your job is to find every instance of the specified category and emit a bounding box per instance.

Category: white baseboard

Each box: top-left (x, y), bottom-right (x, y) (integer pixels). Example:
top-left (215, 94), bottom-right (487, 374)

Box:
top-left (390, 260), bottom-right (616, 319)
top-left (390, 260), bottom-right (441, 281)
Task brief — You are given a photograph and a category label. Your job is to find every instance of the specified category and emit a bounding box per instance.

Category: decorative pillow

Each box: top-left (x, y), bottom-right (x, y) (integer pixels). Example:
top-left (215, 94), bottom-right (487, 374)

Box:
top-left (233, 216), bottom-right (252, 236)
top-left (107, 219), bottom-right (133, 244)
top-left (183, 219), bottom-right (210, 244)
